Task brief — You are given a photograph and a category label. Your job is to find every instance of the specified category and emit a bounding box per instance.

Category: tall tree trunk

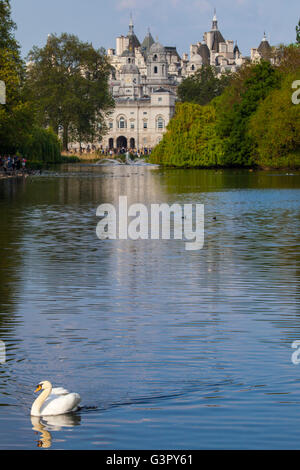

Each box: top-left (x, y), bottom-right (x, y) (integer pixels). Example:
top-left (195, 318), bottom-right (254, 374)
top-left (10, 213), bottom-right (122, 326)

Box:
top-left (63, 124), bottom-right (69, 152)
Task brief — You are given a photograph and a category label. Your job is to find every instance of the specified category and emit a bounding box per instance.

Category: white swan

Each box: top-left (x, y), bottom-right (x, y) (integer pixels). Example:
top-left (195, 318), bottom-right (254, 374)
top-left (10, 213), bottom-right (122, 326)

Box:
top-left (31, 381), bottom-right (81, 417)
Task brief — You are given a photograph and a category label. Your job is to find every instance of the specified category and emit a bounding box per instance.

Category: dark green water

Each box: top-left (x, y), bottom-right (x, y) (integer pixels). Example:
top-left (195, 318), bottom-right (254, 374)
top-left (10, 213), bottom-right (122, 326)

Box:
top-left (0, 165), bottom-right (300, 449)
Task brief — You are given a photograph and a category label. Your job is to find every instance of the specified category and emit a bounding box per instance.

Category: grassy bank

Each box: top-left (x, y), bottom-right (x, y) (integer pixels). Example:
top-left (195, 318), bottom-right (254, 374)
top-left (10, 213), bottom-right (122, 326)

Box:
top-left (61, 152), bottom-right (99, 163)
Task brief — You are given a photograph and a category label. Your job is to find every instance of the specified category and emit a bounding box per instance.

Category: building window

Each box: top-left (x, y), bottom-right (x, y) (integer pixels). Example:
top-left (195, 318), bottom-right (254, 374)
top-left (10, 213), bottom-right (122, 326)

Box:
top-left (157, 117), bottom-right (164, 130)
top-left (118, 117), bottom-right (127, 129)
top-left (158, 97), bottom-right (162, 102)
top-left (109, 122), bottom-right (113, 129)
top-left (143, 112), bottom-right (147, 115)
top-left (143, 121), bottom-right (148, 129)
top-left (154, 66), bottom-right (158, 74)
top-left (130, 122), bottom-right (135, 129)
top-left (153, 54), bottom-right (158, 62)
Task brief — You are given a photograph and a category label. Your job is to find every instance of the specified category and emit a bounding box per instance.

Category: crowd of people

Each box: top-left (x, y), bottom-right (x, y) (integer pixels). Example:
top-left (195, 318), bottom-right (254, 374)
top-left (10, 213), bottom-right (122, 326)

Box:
top-left (105, 147), bottom-right (153, 158)
top-left (67, 145), bottom-right (153, 158)
top-left (0, 155), bottom-right (27, 175)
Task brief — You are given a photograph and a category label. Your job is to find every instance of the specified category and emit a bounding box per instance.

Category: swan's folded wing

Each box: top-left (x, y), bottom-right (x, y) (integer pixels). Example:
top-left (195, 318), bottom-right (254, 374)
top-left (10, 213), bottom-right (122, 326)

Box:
top-left (42, 393), bottom-right (81, 416)
top-left (51, 387), bottom-right (70, 396)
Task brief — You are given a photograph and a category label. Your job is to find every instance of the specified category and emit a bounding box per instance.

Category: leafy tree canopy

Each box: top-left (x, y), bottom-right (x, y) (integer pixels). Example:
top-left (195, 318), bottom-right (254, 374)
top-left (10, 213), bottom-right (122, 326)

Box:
top-left (215, 61), bottom-right (281, 166)
top-left (248, 71), bottom-right (300, 168)
top-left (177, 65), bottom-right (231, 106)
top-left (25, 33), bottom-right (114, 151)
top-left (150, 102), bottom-right (225, 167)
top-left (0, 0), bottom-right (20, 58)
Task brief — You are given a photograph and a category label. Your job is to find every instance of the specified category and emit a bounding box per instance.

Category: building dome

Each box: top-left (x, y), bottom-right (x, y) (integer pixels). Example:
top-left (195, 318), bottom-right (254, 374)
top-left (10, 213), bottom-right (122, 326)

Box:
top-left (190, 53), bottom-right (203, 65)
top-left (120, 63), bottom-right (140, 74)
top-left (128, 34), bottom-right (141, 52)
top-left (257, 33), bottom-right (272, 58)
top-left (121, 49), bottom-right (134, 58)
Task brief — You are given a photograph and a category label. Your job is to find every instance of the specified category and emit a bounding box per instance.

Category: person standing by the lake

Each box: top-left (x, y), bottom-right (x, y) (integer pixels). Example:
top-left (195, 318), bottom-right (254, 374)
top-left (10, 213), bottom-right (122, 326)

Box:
top-left (7, 156), bottom-right (12, 172)
top-left (12, 156), bottom-right (16, 171)
top-left (15, 156), bottom-right (21, 171)
top-left (22, 157), bottom-right (26, 171)
top-left (3, 156), bottom-right (7, 173)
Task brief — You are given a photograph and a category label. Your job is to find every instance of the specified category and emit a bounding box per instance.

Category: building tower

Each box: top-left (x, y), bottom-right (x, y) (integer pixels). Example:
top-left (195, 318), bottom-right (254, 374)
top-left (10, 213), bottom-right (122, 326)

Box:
top-left (147, 41), bottom-right (168, 83)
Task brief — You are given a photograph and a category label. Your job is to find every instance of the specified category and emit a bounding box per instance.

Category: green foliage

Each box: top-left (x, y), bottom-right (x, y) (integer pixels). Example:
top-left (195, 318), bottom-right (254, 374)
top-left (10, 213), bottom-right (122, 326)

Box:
top-left (60, 155), bottom-right (81, 163)
top-left (25, 33), bottom-right (114, 151)
top-left (150, 102), bottom-right (225, 167)
top-left (276, 44), bottom-right (300, 73)
top-left (0, 2), bottom-right (113, 161)
top-left (152, 50), bottom-right (300, 169)
top-left (0, 1), bottom-right (36, 154)
top-left (20, 127), bottom-right (62, 162)
top-left (248, 72), bottom-right (300, 168)
top-left (0, 0), bottom-right (20, 59)
top-left (0, 47), bottom-right (34, 153)
top-left (215, 61), bottom-right (281, 166)
top-left (177, 65), bottom-right (231, 105)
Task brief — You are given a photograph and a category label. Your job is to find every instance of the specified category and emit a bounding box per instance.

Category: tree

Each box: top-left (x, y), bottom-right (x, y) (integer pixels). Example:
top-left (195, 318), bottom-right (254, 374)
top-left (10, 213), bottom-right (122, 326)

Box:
top-left (20, 126), bottom-right (61, 162)
top-left (215, 61), bottom-right (281, 166)
top-left (177, 65), bottom-right (231, 106)
top-left (274, 44), bottom-right (300, 73)
top-left (0, 1), bottom-right (34, 153)
top-left (0, 49), bottom-right (34, 153)
top-left (0, 0), bottom-right (20, 58)
top-left (25, 33), bottom-right (114, 151)
top-left (248, 72), bottom-right (300, 168)
top-left (150, 102), bottom-right (225, 167)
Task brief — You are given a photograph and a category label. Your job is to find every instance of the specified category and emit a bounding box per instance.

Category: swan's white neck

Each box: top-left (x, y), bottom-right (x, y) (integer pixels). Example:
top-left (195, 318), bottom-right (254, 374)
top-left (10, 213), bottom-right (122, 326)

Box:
top-left (31, 385), bottom-right (52, 416)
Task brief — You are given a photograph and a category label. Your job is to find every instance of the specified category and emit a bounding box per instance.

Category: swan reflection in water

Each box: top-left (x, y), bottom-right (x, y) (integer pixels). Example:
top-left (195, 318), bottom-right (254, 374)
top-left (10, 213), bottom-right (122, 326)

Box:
top-left (31, 413), bottom-right (81, 448)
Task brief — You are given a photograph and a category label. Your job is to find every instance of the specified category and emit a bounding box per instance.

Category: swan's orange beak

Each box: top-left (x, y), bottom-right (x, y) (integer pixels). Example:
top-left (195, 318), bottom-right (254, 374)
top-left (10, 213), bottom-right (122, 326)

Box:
top-left (35, 384), bottom-right (42, 393)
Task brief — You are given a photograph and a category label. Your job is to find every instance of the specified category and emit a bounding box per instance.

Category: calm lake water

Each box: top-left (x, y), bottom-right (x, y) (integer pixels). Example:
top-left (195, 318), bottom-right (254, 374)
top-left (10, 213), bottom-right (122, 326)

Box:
top-left (0, 164), bottom-right (300, 450)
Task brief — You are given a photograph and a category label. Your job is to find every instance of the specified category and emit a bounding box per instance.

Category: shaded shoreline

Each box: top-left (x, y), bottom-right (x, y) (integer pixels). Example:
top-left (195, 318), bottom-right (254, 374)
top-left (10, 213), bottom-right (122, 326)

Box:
top-left (0, 170), bottom-right (34, 181)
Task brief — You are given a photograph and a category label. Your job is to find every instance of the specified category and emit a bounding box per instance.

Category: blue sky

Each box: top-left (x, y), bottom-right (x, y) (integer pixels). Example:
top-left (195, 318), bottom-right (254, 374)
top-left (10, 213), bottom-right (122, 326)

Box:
top-left (10, 0), bottom-right (299, 58)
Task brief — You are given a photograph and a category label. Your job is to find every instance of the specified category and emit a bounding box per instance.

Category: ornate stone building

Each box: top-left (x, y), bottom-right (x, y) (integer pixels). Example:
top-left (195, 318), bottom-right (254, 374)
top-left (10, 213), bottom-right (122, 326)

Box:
top-left (101, 12), bottom-right (247, 152)
top-left (251, 33), bottom-right (273, 63)
top-left (99, 12), bottom-right (272, 153)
